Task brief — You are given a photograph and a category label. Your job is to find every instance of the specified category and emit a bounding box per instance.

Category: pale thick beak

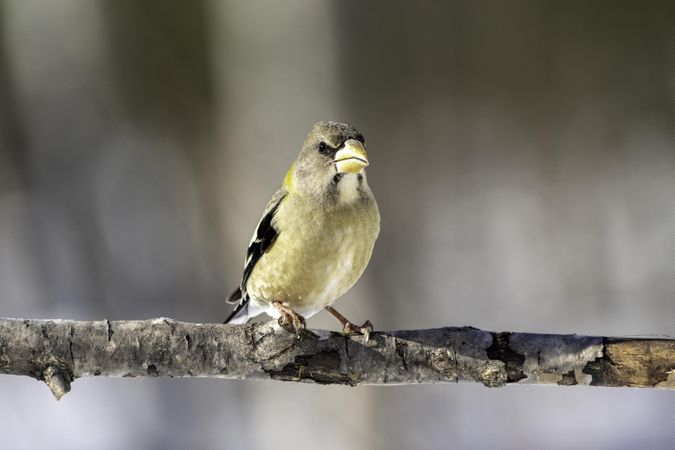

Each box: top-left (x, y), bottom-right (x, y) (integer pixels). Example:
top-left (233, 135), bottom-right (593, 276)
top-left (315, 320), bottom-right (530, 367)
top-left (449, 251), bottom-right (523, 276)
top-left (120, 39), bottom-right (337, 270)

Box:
top-left (333, 139), bottom-right (369, 174)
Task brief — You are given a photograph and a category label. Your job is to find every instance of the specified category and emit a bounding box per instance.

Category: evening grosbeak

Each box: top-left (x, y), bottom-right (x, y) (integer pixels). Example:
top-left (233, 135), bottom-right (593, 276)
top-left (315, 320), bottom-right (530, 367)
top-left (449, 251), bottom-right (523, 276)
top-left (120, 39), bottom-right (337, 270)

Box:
top-left (225, 121), bottom-right (380, 337)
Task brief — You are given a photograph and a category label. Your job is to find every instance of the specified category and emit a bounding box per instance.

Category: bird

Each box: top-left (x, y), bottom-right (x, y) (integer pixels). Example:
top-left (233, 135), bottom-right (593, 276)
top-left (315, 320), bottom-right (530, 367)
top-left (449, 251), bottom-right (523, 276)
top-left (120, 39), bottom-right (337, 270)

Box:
top-left (225, 121), bottom-right (380, 338)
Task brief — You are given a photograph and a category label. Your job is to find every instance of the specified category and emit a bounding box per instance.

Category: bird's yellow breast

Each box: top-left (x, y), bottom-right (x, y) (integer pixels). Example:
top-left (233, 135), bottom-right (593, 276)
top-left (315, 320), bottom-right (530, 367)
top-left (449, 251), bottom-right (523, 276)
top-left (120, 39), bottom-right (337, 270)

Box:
top-left (246, 190), bottom-right (379, 316)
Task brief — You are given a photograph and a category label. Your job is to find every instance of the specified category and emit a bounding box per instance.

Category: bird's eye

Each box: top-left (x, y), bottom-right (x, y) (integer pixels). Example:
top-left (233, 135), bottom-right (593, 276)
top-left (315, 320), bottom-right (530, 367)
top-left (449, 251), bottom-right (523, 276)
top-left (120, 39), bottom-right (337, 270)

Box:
top-left (318, 142), bottom-right (328, 154)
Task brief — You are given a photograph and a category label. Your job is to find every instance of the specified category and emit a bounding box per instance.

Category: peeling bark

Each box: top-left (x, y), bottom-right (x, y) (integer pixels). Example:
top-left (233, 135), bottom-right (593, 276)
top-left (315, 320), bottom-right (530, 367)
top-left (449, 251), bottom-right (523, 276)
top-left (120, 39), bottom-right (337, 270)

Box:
top-left (0, 318), bottom-right (672, 399)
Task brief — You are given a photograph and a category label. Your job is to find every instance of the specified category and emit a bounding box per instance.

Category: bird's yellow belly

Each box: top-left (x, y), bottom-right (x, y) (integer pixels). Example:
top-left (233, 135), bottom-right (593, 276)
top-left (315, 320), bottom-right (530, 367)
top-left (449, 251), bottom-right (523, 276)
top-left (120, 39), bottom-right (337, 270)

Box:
top-left (246, 202), bottom-right (379, 316)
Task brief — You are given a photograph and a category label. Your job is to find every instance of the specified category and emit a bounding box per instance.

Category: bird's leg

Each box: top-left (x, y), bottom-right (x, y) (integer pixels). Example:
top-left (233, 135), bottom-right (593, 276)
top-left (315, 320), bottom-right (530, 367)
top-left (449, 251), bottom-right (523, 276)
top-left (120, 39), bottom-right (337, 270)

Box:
top-left (324, 306), bottom-right (373, 341)
top-left (273, 302), bottom-right (306, 334)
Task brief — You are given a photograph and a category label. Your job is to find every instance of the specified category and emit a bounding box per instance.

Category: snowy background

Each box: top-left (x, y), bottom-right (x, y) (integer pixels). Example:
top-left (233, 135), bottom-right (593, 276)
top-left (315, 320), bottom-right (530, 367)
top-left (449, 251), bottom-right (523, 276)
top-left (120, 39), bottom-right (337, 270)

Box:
top-left (0, 1), bottom-right (673, 449)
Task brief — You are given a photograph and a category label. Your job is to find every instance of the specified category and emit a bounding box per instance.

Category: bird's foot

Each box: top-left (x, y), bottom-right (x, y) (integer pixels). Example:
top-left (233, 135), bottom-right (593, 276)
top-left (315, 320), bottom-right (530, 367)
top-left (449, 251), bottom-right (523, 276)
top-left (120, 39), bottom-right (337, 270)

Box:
top-left (273, 302), bottom-right (306, 336)
top-left (324, 305), bottom-right (374, 341)
top-left (343, 320), bottom-right (373, 342)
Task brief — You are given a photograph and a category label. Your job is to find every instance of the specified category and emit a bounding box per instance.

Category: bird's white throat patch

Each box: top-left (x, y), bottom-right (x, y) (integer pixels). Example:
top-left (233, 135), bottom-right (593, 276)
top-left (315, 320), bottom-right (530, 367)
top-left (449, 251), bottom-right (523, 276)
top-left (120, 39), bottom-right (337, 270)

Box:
top-left (337, 173), bottom-right (362, 204)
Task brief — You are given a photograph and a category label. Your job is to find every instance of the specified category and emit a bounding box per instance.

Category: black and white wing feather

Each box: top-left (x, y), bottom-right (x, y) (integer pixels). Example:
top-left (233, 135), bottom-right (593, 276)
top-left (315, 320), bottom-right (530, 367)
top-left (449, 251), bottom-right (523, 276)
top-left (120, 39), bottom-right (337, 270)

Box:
top-left (224, 188), bottom-right (286, 323)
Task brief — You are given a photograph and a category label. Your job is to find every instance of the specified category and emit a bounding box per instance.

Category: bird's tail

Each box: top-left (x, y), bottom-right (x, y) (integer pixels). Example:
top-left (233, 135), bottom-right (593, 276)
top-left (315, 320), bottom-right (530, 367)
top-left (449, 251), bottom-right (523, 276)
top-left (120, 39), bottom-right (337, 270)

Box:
top-left (225, 298), bottom-right (267, 324)
top-left (224, 286), bottom-right (248, 324)
top-left (225, 287), bottom-right (266, 324)
top-left (226, 287), bottom-right (242, 304)
top-left (224, 300), bottom-right (251, 324)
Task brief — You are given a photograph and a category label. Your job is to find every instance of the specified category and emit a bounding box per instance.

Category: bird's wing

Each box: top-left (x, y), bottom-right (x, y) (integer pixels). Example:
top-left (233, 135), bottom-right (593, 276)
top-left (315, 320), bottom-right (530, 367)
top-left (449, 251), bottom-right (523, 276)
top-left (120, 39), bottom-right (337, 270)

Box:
top-left (241, 187), bottom-right (286, 293)
top-left (225, 188), bottom-right (286, 322)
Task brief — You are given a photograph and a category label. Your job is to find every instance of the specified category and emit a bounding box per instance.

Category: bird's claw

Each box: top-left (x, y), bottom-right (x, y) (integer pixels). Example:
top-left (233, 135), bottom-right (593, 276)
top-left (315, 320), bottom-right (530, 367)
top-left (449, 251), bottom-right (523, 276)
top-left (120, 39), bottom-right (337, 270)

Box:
top-left (343, 320), bottom-right (373, 341)
top-left (277, 310), bottom-right (306, 336)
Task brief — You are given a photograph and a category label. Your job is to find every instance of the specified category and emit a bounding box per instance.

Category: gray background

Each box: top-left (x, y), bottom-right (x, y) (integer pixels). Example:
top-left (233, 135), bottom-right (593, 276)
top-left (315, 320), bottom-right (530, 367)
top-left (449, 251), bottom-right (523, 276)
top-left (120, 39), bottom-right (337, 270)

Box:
top-left (0, 1), bottom-right (673, 449)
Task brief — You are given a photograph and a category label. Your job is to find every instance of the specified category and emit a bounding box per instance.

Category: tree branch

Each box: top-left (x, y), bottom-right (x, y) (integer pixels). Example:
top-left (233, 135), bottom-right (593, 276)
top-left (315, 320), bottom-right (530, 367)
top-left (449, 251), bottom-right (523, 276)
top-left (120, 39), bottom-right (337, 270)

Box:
top-left (0, 318), bottom-right (673, 399)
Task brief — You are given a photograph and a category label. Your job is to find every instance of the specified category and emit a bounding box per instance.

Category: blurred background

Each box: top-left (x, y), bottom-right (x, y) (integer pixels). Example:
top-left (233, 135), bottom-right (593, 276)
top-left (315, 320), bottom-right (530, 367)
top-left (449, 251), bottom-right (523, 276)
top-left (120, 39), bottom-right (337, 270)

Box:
top-left (0, 0), bottom-right (673, 448)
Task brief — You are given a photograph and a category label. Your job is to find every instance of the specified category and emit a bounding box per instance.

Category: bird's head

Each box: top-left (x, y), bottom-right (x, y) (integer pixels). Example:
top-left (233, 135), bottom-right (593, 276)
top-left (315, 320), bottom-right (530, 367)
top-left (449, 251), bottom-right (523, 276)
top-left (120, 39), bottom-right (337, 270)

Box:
top-left (285, 121), bottom-right (369, 200)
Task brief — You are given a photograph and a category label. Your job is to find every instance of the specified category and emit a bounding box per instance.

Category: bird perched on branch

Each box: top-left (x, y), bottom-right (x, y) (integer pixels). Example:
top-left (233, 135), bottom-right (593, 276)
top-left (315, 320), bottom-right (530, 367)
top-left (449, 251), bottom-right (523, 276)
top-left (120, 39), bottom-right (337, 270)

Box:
top-left (225, 121), bottom-right (380, 338)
